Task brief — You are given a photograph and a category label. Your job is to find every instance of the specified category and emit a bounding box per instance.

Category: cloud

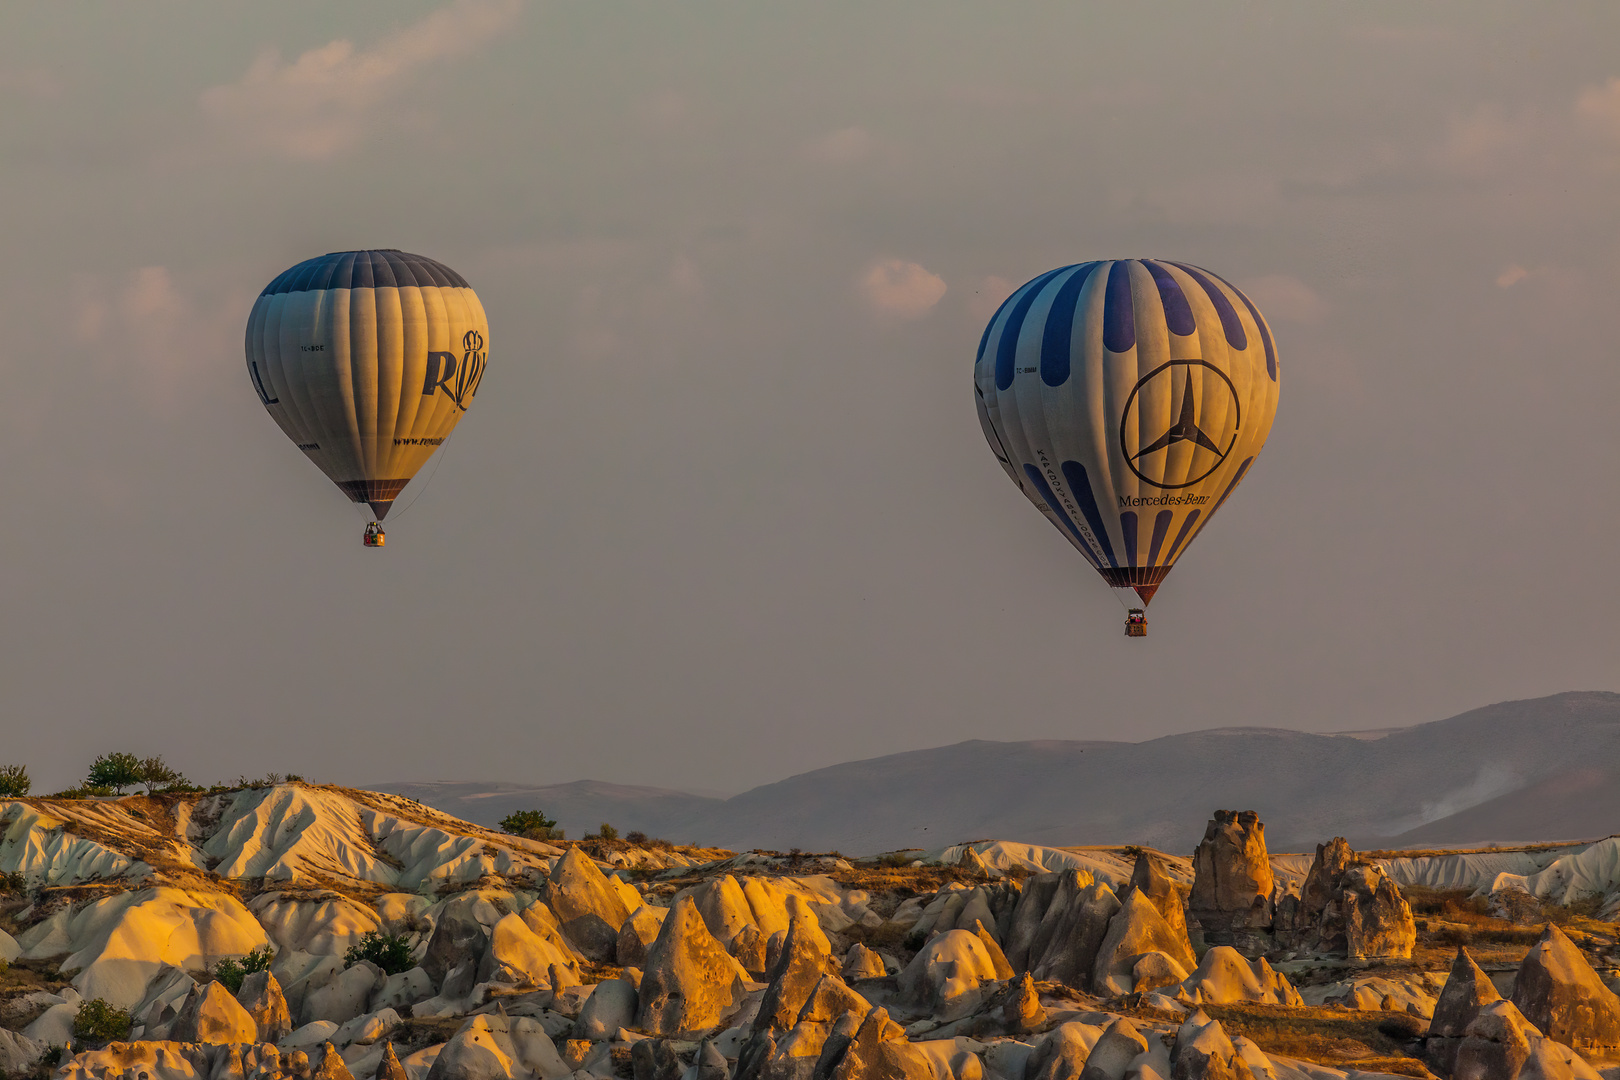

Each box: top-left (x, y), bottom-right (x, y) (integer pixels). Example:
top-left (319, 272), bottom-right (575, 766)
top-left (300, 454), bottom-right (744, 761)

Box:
top-left (1496, 265), bottom-right (1530, 289)
top-left (1576, 76), bottom-right (1620, 141)
top-left (860, 259), bottom-right (947, 319)
top-left (1239, 274), bottom-right (1328, 324)
top-left (200, 0), bottom-right (519, 160)
top-left (74, 267), bottom-right (249, 411)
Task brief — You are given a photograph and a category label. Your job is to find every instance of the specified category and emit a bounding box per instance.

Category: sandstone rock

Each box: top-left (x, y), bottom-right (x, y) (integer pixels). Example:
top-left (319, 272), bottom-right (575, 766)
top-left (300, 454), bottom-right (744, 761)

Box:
top-left (518, 900), bottom-right (585, 963)
top-left (545, 847), bottom-right (632, 962)
top-left (796, 974), bottom-right (871, 1030)
top-left (375, 1040), bottom-right (408, 1080)
top-left (1028, 1021), bottom-right (1103, 1080)
top-left (1189, 811), bottom-right (1274, 951)
top-left (481, 912), bottom-right (580, 989)
top-left (756, 917), bottom-right (838, 1035)
top-left (1005, 873), bottom-right (1064, 972)
top-left (424, 1011), bottom-right (571, 1079)
top-left (1510, 923), bottom-right (1620, 1050)
top-left (1030, 880), bottom-right (1120, 990)
top-left (173, 980), bottom-right (260, 1044)
top-left (617, 905), bottom-right (668, 969)
top-left (1517, 1037), bottom-right (1604, 1080)
top-left (0, 1029), bottom-right (44, 1077)
top-left (238, 969), bottom-right (294, 1043)
top-left (313, 1040), bottom-right (358, 1079)
top-left (636, 894), bottom-right (749, 1036)
top-left (732, 922), bottom-right (769, 978)
top-left (1123, 854), bottom-right (1192, 946)
top-left (633, 1038), bottom-right (686, 1080)
top-left (955, 970), bottom-right (1045, 1038)
top-left (303, 962), bottom-right (383, 1026)
top-left (1081, 1017), bottom-right (1151, 1080)
top-left (971, 920), bottom-right (1015, 979)
top-left (842, 943), bottom-right (886, 981)
top-left (421, 893), bottom-right (499, 992)
top-left (689, 875), bottom-right (756, 948)
top-left (1280, 839), bottom-right (1415, 961)
top-left (575, 976), bottom-right (638, 1041)
top-left (1093, 889), bottom-right (1197, 996)
top-left (810, 1006), bottom-right (932, 1080)
top-left (1455, 1000), bottom-right (1541, 1080)
top-left (1171, 1009), bottom-right (1245, 1080)
top-left (898, 928), bottom-right (1003, 1021)
top-left (1176, 947), bottom-right (1301, 1007)
top-left (370, 966), bottom-right (435, 1013)
top-left (1428, 948), bottom-right (1503, 1074)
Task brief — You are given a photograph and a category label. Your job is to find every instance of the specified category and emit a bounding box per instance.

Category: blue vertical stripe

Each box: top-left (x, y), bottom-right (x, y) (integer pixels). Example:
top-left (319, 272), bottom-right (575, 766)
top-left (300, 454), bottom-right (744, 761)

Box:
top-left (995, 267), bottom-right (1071, 391)
top-left (1147, 509), bottom-right (1173, 566)
top-left (1170, 262), bottom-right (1247, 350)
top-left (1164, 509), bottom-right (1202, 564)
top-left (1038, 263), bottom-right (1098, 387)
top-left (1120, 512), bottom-right (1139, 567)
top-left (1022, 464), bottom-right (1100, 567)
top-left (1102, 261), bottom-right (1136, 353)
top-left (1059, 461), bottom-right (1119, 568)
top-left (1143, 260), bottom-right (1196, 336)
top-left (976, 289), bottom-right (1019, 368)
top-left (1209, 457), bottom-right (1254, 518)
top-left (1216, 274), bottom-right (1278, 381)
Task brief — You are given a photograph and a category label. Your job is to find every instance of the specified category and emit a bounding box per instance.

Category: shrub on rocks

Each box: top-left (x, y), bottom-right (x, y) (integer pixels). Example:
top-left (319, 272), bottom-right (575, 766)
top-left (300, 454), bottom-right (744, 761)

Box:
top-left (71, 998), bottom-right (131, 1044)
top-left (345, 932), bottom-right (415, 975)
top-left (213, 944), bottom-right (276, 994)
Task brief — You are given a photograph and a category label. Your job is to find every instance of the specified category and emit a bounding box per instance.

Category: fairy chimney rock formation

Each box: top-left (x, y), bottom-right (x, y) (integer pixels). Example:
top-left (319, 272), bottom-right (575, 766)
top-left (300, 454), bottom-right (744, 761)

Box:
top-left (1189, 810), bottom-right (1274, 951)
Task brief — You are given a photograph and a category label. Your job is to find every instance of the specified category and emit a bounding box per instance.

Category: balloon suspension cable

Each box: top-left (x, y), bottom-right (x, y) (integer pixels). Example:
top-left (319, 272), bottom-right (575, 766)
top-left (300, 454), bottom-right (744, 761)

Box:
top-left (383, 429), bottom-right (457, 523)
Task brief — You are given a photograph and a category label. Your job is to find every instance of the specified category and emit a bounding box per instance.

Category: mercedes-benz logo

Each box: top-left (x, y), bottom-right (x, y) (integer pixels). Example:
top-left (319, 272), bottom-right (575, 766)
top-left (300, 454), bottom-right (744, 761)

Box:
top-left (1119, 359), bottom-right (1240, 489)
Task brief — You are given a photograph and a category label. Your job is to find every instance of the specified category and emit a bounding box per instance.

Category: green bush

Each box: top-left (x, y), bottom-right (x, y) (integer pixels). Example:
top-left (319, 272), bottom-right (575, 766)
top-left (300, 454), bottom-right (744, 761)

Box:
top-left (1, 869), bottom-right (26, 893)
top-left (0, 764), bottom-right (30, 797)
top-left (499, 809), bottom-right (560, 841)
top-left (86, 753), bottom-right (142, 794)
top-left (46, 784), bottom-right (116, 799)
top-left (344, 932), bottom-right (415, 975)
top-left (212, 945), bottom-right (275, 995)
top-left (73, 998), bottom-right (132, 1043)
top-left (598, 823), bottom-right (619, 841)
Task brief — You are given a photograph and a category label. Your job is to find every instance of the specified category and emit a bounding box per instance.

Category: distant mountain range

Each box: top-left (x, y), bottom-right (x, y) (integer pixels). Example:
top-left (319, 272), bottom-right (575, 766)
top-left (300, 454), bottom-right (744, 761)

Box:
top-left (379, 691), bottom-right (1620, 857)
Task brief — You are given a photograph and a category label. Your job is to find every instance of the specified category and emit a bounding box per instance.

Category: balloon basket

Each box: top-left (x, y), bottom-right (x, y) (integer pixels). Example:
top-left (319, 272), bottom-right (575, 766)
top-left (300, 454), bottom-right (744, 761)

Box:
top-left (1124, 609), bottom-right (1147, 637)
top-left (363, 523), bottom-right (386, 548)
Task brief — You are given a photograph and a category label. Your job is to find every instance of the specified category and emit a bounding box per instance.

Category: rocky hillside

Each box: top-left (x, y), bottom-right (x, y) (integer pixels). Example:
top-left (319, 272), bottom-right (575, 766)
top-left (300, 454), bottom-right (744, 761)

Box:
top-left (4, 787), bottom-right (1620, 1080)
top-left (386, 692), bottom-right (1620, 854)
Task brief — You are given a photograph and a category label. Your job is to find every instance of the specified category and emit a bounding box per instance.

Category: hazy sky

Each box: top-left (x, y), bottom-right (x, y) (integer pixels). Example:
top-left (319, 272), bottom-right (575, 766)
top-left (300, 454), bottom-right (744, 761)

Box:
top-left (3, 3), bottom-right (1618, 794)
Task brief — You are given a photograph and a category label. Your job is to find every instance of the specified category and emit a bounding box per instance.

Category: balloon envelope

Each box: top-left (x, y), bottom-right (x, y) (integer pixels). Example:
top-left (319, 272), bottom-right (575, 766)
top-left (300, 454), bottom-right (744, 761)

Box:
top-left (245, 249), bottom-right (488, 519)
top-left (973, 260), bottom-right (1279, 604)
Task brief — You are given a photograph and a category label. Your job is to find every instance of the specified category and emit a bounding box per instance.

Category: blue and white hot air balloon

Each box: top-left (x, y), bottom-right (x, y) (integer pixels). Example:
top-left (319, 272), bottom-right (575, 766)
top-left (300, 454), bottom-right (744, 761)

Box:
top-left (973, 260), bottom-right (1279, 632)
top-left (244, 250), bottom-right (489, 545)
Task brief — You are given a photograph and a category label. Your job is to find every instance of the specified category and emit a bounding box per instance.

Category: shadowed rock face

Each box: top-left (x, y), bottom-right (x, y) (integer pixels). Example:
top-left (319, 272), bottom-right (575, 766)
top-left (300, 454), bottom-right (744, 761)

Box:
top-left (1511, 924), bottom-right (1620, 1050)
top-left (1124, 853), bottom-right (1192, 945)
top-left (1093, 889), bottom-right (1197, 996)
top-left (1190, 811), bottom-right (1274, 949)
top-left (171, 981), bottom-right (258, 1045)
top-left (1454, 1000), bottom-right (1540, 1080)
top-left (810, 1006), bottom-right (933, 1080)
top-left (1030, 879), bottom-right (1121, 989)
top-left (636, 895), bottom-right (748, 1037)
top-left (546, 846), bottom-right (632, 962)
top-left (237, 970), bottom-right (292, 1043)
top-left (1280, 837), bottom-right (1415, 960)
top-left (756, 918), bottom-right (839, 1035)
top-left (1427, 947), bottom-right (1504, 1075)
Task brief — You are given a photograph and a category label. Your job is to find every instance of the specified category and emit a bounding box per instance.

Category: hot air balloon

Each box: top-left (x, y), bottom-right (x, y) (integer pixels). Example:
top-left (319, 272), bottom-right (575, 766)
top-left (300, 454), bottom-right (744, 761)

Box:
top-left (973, 260), bottom-right (1279, 635)
top-left (244, 249), bottom-right (488, 545)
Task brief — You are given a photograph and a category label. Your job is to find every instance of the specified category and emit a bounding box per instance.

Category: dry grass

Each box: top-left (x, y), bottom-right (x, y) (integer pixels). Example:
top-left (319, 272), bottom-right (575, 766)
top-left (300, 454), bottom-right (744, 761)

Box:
top-left (1200, 1003), bottom-right (1436, 1077)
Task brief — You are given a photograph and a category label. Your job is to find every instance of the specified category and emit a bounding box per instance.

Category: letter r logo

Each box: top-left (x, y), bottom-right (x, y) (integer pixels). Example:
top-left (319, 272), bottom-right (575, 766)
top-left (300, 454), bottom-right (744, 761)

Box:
top-left (423, 352), bottom-right (457, 396)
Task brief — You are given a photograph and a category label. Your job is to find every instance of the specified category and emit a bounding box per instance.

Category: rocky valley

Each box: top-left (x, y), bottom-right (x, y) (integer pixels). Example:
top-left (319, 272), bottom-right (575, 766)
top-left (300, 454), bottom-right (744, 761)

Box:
top-left (2, 781), bottom-right (1619, 1080)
